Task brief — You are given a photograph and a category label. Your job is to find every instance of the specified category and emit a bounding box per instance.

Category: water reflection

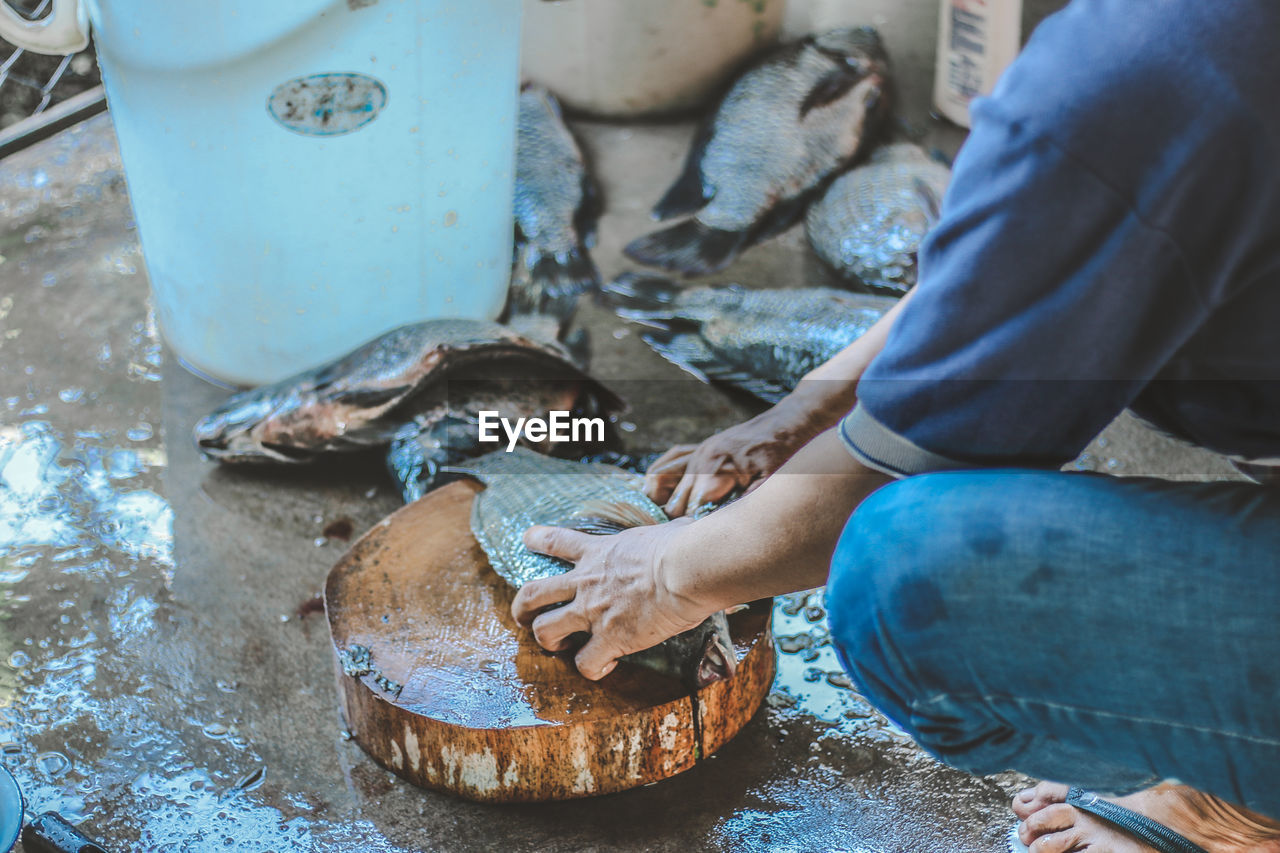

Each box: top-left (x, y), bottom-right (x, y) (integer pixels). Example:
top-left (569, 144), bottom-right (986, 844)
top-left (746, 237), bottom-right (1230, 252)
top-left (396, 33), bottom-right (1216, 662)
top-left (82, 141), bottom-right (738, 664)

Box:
top-left (0, 421), bottom-right (173, 564)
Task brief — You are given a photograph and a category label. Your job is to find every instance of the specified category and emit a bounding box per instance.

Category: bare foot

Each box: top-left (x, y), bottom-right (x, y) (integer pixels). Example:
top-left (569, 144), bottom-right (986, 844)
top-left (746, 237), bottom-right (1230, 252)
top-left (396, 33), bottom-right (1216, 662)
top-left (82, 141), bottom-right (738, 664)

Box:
top-left (1010, 781), bottom-right (1280, 853)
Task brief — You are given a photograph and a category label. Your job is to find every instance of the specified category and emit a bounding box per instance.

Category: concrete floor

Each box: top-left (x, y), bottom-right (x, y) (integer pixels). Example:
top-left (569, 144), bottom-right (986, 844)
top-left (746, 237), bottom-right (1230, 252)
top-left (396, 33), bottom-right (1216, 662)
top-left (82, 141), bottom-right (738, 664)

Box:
top-left (0, 1), bottom-right (1245, 851)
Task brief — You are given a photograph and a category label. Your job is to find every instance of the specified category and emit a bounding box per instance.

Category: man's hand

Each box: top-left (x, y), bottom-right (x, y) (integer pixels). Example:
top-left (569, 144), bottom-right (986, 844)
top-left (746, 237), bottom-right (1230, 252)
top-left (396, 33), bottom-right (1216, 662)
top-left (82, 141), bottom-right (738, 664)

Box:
top-left (512, 431), bottom-right (890, 682)
top-left (644, 288), bottom-right (917, 517)
top-left (643, 404), bottom-right (819, 517)
top-left (511, 519), bottom-right (713, 680)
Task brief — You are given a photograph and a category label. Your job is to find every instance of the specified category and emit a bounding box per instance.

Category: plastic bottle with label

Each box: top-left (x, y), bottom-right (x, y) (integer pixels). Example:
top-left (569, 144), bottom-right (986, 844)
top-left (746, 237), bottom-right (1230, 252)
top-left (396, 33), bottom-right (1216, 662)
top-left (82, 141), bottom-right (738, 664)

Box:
top-left (933, 0), bottom-right (1023, 128)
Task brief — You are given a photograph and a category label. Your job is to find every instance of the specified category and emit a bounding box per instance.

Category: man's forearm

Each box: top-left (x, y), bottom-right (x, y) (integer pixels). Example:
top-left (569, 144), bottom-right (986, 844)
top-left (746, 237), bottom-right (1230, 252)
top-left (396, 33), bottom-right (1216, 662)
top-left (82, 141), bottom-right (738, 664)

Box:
top-left (662, 430), bottom-right (893, 612)
top-left (779, 288), bottom-right (917, 435)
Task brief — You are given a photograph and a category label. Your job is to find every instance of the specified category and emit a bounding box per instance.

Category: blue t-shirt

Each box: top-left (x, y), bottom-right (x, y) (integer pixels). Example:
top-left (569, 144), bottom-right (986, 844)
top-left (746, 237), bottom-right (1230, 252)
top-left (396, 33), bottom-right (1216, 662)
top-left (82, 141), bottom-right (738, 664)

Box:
top-left (842, 0), bottom-right (1280, 482)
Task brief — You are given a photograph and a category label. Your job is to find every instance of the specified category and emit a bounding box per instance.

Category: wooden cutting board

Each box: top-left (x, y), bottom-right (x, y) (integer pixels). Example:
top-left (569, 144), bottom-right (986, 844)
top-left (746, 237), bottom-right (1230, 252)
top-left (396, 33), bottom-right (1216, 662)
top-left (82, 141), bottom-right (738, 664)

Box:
top-left (324, 479), bottom-right (775, 803)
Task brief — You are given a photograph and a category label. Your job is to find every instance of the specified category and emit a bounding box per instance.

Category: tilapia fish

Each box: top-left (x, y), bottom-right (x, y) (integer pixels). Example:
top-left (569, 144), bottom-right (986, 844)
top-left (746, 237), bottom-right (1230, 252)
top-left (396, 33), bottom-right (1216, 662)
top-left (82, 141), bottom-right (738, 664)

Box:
top-left (607, 273), bottom-right (897, 403)
top-left (625, 28), bottom-right (891, 277)
top-left (806, 142), bottom-right (949, 292)
top-left (193, 318), bottom-right (622, 498)
top-left (509, 85), bottom-right (603, 322)
top-left (456, 448), bottom-right (737, 689)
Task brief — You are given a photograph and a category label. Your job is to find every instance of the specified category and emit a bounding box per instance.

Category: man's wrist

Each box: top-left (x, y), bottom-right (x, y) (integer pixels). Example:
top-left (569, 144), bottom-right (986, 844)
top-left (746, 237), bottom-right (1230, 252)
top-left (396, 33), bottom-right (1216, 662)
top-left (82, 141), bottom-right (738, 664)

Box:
top-left (659, 519), bottom-right (733, 619)
top-left (772, 385), bottom-right (851, 444)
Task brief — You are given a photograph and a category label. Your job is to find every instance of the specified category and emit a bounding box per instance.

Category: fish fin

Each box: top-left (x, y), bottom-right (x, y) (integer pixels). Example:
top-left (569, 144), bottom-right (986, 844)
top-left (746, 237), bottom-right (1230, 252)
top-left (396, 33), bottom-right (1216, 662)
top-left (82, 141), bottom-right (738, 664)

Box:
top-left (576, 173), bottom-right (605, 249)
top-left (638, 330), bottom-right (715, 384)
top-left (652, 121), bottom-right (716, 221)
top-left (602, 272), bottom-right (683, 313)
top-left (569, 498), bottom-right (664, 534)
top-left (641, 328), bottom-right (790, 404)
top-left (624, 220), bottom-right (750, 278)
top-left (749, 192), bottom-right (815, 244)
top-left (508, 246), bottom-right (600, 318)
top-left (385, 417), bottom-right (475, 503)
top-left (799, 67), bottom-right (861, 118)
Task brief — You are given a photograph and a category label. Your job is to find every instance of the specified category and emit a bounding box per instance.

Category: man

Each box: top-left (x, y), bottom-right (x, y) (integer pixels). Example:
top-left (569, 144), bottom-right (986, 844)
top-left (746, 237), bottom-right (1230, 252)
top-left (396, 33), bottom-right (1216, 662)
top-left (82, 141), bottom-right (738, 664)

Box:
top-left (511, 1), bottom-right (1280, 850)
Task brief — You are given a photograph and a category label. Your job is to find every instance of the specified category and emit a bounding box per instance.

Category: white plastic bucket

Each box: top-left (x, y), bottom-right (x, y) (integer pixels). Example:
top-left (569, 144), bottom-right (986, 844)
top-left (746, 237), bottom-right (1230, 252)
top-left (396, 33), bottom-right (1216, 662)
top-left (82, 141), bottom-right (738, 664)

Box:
top-left (0, 0), bottom-right (523, 386)
top-left (521, 0), bottom-right (785, 118)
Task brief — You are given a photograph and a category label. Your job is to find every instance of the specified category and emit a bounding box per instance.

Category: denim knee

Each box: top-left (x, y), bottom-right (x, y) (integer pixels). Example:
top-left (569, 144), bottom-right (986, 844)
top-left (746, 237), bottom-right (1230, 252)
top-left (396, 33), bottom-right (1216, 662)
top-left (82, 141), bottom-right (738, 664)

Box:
top-left (827, 476), bottom-right (949, 730)
top-left (826, 473), bottom-right (1027, 768)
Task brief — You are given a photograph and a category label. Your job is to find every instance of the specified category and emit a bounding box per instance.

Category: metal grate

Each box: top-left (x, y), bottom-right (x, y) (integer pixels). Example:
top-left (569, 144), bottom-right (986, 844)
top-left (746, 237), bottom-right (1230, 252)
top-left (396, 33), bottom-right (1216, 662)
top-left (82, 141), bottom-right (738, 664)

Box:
top-left (0, 0), bottom-right (102, 131)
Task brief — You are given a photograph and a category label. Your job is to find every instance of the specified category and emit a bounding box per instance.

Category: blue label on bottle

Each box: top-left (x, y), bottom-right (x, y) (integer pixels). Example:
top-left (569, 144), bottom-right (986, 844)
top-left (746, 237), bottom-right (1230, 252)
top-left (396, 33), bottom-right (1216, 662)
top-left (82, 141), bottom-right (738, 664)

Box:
top-left (267, 73), bottom-right (388, 137)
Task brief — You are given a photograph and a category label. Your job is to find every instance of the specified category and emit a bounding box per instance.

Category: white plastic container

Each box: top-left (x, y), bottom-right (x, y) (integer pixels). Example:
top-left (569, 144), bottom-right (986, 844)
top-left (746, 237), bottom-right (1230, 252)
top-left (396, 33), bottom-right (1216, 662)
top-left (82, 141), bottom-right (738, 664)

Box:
top-left (521, 0), bottom-right (785, 118)
top-left (0, 0), bottom-right (523, 386)
top-left (933, 0), bottom-right (1023, 128)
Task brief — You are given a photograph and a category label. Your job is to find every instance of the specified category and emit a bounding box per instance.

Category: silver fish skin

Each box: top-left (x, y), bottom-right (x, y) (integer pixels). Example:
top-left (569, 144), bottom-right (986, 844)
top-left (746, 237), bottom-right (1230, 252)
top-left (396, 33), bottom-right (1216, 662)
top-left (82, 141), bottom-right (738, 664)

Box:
top-left (194, 318), bottom-right (621, 465)
top-left (625, 28), bottom-right (891, 277)
top-left (606, 273), bottom-right (897, 403)
top-left (510, 85), bottom-right (602, 320)
top-left (806, 142), bottom-right (950, 293)
top-left (457, 448), bottom-right (737, 689)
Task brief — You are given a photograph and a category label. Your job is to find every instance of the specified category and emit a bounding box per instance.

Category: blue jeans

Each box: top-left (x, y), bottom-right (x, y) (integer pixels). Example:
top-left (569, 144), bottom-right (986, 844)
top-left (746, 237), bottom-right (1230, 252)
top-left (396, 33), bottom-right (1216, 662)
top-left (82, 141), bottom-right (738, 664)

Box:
top-left (827, 471), bottom-right (1280, 818)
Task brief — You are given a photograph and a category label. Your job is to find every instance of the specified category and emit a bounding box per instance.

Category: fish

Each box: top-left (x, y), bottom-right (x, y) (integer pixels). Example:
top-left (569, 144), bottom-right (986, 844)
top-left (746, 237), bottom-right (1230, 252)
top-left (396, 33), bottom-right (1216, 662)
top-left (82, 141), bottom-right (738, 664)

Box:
top-left (508, 85), bottom-right (603, 323)
top-left (193, 318), bottom-right (623, 498)
top-left (606, 272), bottom-right (897, 403)
top-left (806, 142), bottom-right (949, 292)
top-left (624, 27), bottom-right (891, 277)
top-left (453, 448), bottom-right (737, 690)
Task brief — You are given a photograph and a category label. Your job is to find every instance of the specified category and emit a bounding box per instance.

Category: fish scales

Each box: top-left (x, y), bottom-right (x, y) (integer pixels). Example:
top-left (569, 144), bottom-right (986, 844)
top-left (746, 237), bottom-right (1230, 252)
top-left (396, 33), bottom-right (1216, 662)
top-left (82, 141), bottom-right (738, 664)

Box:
top-left (459, 449), bottom-right (736, 689)
top-left (510, 86), bottom-right (601, 321)
top-left (606, 274), bottom-right (897, 403)
top-left (464, 450), bottom-right (666, 589)
top-left (624, 28), bottom-right (891, 277)
top-left (807, 143), bottom-right (951, 292)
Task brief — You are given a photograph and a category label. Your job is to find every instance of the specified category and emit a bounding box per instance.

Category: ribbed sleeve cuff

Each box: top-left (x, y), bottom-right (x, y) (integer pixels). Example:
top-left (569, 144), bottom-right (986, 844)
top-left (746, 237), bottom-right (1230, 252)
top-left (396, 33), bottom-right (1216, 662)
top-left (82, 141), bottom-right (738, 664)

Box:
top-left (839, 403), bottom-right (978, 478)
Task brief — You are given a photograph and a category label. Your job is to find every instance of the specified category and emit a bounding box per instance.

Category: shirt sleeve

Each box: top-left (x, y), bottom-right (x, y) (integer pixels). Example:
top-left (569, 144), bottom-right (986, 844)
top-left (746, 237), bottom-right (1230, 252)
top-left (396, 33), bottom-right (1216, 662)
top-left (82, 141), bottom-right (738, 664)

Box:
top-left (842, 97), bottom-right (1214, 478)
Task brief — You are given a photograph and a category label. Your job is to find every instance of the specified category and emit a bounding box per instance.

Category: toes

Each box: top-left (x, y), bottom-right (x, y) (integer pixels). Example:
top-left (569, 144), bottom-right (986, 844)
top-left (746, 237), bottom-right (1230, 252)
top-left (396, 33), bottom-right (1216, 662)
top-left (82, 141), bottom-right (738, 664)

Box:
top-left (1020, 803), bottom-right (1077, 846)
top-left (1013, 781), bottom-right (1073, 819)
top-left (1030, 828), bottom-right (1085, 853)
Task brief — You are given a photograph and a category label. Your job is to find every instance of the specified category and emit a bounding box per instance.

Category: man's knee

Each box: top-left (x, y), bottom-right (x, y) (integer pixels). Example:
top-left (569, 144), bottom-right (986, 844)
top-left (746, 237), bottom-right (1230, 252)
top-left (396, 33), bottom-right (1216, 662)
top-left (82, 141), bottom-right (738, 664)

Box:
top-left (826, 475), bottom-right (968, 725)
top-left (827, 473), bottom-right (1000, 652)
top-left (825, 472), bottom-right (1042, 752)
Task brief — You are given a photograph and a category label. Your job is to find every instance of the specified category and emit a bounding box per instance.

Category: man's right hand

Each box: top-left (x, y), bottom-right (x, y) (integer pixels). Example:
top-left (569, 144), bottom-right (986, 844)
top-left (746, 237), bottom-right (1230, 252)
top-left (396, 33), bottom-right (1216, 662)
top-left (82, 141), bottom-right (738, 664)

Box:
top-left (643, 403), bottom-right (820, 517)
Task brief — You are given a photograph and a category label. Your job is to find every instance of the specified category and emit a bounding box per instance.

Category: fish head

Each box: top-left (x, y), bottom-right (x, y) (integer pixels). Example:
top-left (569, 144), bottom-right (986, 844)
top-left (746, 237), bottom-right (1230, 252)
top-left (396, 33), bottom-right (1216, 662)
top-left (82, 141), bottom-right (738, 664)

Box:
top-left (193, 386), bottom-right (323, 464)
top-left (814, 26), bottom-right (890, 75)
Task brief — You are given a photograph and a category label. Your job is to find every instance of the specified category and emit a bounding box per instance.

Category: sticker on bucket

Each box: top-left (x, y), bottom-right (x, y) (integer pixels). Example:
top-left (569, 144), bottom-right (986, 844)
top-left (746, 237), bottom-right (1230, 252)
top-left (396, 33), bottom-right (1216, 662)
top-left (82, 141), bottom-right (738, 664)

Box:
top-left (267, 73), bottom-right (388, 137)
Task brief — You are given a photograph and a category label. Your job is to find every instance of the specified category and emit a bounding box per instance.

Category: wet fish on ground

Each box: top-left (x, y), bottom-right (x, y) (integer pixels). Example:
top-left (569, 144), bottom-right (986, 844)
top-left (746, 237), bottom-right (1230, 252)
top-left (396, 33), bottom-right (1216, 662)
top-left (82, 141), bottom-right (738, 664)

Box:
top-left (193, 318), bottom-right (623, 499)
top-left (806, 142), bottom-right (949, 293)
top-left (454, 448), bottom-right (737, 689)
top-left (508, 85), bottom-right (603, 324)
top-left (624, 28), bottom-right (892, 278)
top-left (606, 272), bottom-right (897, 403)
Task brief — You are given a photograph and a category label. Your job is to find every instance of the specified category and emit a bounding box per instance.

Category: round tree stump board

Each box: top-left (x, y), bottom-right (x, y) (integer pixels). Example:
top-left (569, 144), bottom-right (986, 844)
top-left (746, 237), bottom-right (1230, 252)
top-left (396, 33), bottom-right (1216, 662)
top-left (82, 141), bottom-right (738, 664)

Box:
top-left (324, 479), bottom-right (775, 803)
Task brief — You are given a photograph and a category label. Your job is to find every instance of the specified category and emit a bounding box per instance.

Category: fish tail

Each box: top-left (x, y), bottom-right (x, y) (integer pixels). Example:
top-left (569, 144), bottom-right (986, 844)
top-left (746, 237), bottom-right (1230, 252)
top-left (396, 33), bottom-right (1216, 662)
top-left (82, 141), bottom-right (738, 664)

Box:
top-left (601, 272), bottom-right (683, 313)
top-left (624, 220), bottom-right (749, 278)
top-left (640, 327), bottom-right (790, 404)
top-left (508, 247), bottom-right (601, 321)
top-left (532, 248), bottom-right (601, 310)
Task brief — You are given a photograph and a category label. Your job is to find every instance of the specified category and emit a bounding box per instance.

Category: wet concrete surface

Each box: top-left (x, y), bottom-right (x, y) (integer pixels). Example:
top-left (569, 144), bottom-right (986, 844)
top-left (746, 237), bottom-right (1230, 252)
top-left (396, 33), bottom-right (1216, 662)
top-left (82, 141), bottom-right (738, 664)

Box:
top-left (0, 1), bottom-right (1247, 851)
